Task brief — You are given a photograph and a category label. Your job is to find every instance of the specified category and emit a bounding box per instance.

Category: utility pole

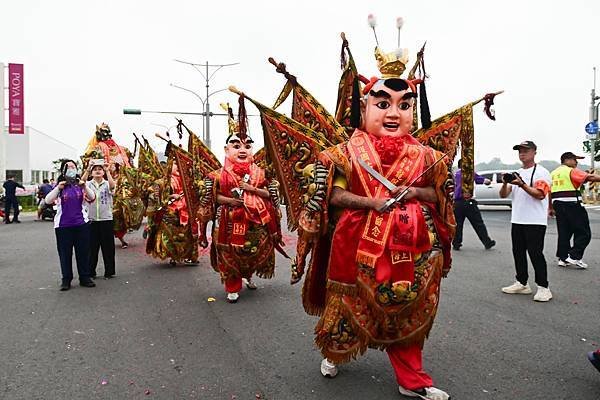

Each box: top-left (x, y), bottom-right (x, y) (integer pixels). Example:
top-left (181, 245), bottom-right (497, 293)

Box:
top-left (584, 67), bottom-right (600, 203)
top-left (590, 67), bottom-right (599, 172)
top-left (173, 60), bottom-right (239, 149)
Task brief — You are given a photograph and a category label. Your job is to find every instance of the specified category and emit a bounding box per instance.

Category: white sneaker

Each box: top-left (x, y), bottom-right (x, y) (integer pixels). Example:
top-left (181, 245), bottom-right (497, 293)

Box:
top-left (557, 259), bottom-right (568, 267)
top-left (226, 292), bottom-right (239, 303)
top-left (533, 286), bottom-right (552, 302)
top-left (565, 256), bottom-right (588, 269)
top-left (398, 385), bottom-right (450, 400)
top-left (243, 278), bottom-right (257, 290)
top-left (320, 358), bottom-right (338, 378)
top-left (501, 281), bottom-right (532, 294)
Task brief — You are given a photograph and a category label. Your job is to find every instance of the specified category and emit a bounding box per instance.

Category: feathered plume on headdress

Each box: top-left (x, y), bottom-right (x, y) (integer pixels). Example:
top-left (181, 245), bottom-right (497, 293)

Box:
top-left (368, 14), bottom-right (379, 45)
top-left (369, 14), bottom-right (409, 79)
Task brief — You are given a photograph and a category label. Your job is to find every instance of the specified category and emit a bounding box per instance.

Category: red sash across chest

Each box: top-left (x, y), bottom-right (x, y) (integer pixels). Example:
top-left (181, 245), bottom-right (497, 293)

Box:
top-left (346, 130), bottom-right (431, 268)
top-left (218, 162), bottom-right (272, 246)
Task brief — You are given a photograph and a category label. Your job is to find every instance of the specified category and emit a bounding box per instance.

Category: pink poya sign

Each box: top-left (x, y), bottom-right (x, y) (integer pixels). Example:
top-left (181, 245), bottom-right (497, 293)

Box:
top-left (8, 63), bottom-right (24, 134)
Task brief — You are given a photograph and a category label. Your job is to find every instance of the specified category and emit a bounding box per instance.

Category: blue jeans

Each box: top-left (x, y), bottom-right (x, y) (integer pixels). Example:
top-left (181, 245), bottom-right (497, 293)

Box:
top-left (55, 223), bottom-right (91, 283)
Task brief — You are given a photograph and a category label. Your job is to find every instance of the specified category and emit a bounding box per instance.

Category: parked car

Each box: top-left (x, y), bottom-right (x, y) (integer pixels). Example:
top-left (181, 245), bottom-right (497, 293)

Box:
top-left (473, 170), bottom-right (512, 207)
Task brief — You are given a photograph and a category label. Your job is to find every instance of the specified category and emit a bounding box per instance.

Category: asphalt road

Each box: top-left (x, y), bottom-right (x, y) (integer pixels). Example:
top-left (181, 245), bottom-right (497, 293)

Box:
top-left (1, 208), bottom-right (599, 400)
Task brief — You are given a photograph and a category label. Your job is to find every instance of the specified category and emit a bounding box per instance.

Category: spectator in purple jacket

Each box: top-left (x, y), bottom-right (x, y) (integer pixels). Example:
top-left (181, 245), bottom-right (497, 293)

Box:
top-left (45, 160), bottom-right (96, 291)
top-left (453, 159), bottom-right (496, 251)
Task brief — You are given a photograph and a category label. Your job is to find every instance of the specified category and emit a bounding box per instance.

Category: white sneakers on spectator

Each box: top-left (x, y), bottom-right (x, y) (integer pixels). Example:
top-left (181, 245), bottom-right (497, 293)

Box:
top-left (502, 281), bottom-right (552, 301)
top-left (501, 281), bottom-right (532, 294)
top-left (557, 259), bottom-right (568, 267)
top-left (320, 358), bottom-right (338, 378)
top-left (533, 286), bottom-right (553, 302)
top-left (564, 256), bottom-right (588, 269)
top-left (398, 385), bottom-right (450, 400)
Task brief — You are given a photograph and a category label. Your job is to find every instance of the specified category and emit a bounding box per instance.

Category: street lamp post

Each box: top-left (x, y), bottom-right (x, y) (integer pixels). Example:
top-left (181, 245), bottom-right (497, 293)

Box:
top-left (589, 67), bottom-right (600, 172)
top-left (173, 60), bottom-right (239, 149)
top-left (169, 83), bottom-right (228, 146)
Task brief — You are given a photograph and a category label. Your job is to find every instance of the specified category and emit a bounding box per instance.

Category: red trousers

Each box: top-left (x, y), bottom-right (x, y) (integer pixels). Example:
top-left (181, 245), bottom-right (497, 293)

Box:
top-left (225, 276), bottom-right (242, 293)
top-left (386, 343), bottom-right (433, 390)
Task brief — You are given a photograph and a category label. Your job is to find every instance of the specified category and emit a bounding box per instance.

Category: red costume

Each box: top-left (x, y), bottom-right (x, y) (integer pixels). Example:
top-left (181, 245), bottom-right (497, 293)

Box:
top-left (207, 159), bottom-right (280, 294)
top-left (200, 102), bottom-right (283, 301)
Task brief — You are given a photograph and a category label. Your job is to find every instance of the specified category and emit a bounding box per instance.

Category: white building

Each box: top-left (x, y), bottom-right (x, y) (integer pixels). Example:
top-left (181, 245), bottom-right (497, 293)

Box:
top-left (2, 125), bottom-right (79, 184)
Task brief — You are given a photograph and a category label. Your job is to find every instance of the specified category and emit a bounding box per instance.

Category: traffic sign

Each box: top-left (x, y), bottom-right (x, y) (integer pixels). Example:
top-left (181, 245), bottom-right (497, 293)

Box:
top-left (585, 121), bottom-right (599, 135)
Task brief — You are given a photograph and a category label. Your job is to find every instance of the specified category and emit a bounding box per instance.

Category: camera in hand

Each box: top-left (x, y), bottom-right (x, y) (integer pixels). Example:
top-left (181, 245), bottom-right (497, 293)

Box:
top-left (502, 172), bottom-right (520, 183)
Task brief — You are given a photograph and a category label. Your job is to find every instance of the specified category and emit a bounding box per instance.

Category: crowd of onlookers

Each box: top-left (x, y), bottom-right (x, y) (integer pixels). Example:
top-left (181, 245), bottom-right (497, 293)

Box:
top-left (453, 140), bottom-right (600, 374)
top-left (2, 159), bottom-right (117, 291)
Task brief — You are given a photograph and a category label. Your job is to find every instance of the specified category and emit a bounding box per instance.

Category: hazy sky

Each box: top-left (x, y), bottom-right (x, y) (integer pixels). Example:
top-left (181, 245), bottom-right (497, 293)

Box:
top-left (2, 0), bottom-right (599, 163)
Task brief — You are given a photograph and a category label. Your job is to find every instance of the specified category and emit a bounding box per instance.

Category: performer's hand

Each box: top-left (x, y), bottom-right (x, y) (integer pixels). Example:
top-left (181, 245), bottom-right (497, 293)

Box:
top-left (484, 178), bottom-right (492, 185)
top-left (239, 181), bottom-right (255, 193)
top-left (390, 186), bottom-right (417, 201)
top-left (57, 181), bottom-right (66, 190)
top-left (198, 234), bottom-right (209, 248)
top-left (78, 179), bottom-right (86, 187)
top-left (169, 194), bottom-right (181, 200)
top-left (548, 208), bottom-right (555, 218)
top-left (370, 198), bottom-right (391, 212)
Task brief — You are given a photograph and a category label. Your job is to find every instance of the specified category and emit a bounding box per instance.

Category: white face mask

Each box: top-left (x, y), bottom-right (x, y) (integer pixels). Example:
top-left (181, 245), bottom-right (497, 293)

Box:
top-left (65, 169), bottom-right (77, 179)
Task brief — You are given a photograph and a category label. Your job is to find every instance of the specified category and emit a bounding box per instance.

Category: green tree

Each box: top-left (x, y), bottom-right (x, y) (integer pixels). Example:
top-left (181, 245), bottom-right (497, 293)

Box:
top-left (582, 138), bottom-right (600, 162)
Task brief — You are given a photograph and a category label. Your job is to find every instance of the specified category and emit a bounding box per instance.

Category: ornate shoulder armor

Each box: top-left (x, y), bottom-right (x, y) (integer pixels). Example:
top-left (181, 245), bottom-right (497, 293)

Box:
top-left (199, 176), bottom-right (215, 207)
top-left (302, 161), bottom-right (329, 212)
top-left (268, 179), bottom-right (281, 208)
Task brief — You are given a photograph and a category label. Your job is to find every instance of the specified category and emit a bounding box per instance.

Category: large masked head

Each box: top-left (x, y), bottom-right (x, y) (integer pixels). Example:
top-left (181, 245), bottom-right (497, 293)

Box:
top-left (356, 16), bottom-right (427, 138)
top-left (222, 100), bottom-right (254, 164)
top-left (224, 134), bottom-right (254, 164)
top-left (361, 78), bottom-right (416, 138)
top-left (95, 123), bottom-right (112, 141)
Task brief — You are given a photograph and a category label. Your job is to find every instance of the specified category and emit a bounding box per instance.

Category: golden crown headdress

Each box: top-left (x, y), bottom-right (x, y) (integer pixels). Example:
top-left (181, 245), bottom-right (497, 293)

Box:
top-left (368, 14), bottom-right (409, 79)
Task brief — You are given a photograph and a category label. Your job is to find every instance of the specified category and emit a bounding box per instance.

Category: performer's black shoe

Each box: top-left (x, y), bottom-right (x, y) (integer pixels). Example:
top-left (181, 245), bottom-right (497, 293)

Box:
top-left (243, 278), bottom-right (257, 290)
top-left (485, 240), bottom-right (496, 250)
top-left (60, 282), bottom-right (71, 291)
top-left (452, 244), bottom-right (461, 251)
top-left (80, 280), bottom-right (96, 288)
top-left (13, 220), bottom-right (21, 223)
top-left (588, 351), bottom-right (600, 373)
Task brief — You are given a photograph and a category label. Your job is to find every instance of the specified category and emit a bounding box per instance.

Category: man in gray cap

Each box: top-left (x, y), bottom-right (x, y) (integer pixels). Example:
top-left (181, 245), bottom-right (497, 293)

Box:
top-left (500, 141), bottom-right (553, 301)
top-left (549, 152), bottom-right (600, 269)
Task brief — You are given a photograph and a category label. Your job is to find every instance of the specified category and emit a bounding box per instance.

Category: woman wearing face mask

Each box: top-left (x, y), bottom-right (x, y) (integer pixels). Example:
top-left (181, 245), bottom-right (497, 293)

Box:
top-left (45, 160), bottom-right (96, 291)
top-left (81, 160), bottom-right (116, 279)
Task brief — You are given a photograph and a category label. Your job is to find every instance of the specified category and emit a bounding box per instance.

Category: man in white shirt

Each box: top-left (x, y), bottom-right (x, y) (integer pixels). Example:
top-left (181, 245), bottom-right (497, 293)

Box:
top-left (499, 141), bottom-right (553, 302)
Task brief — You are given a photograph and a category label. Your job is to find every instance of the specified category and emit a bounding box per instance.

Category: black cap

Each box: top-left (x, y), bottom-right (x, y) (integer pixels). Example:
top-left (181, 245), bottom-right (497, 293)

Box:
top-left (512, 140), bottom-right (537, 150)
top-left (560, 151), bottom-right (585, 163)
